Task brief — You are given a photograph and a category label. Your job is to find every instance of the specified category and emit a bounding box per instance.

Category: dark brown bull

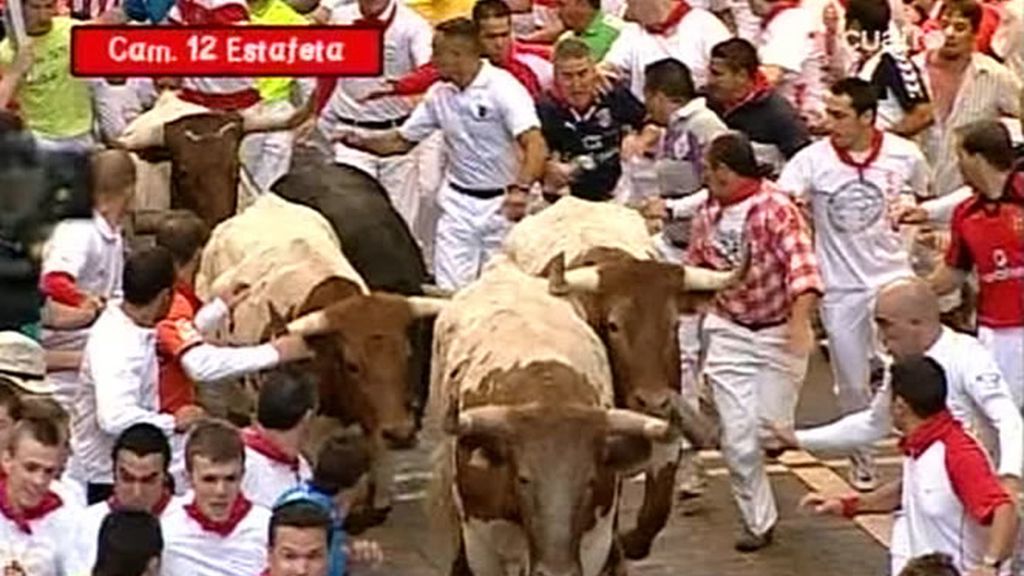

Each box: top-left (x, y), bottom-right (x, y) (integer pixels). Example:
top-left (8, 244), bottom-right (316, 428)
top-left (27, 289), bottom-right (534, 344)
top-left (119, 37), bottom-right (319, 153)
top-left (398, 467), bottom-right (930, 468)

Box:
top-left (445, 362), bottom-right (679, 576)
top-left (545, 249), bottom-right (739, 559)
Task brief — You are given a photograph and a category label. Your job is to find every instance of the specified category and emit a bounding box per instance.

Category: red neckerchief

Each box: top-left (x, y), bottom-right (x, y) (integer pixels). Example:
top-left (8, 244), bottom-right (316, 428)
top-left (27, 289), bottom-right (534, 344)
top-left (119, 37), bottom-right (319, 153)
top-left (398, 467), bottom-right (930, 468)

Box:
top-left (173, 281), bottom-right (203, 312)
top-left (644, 0), bottom-right (692, 34)
top-left (184, 495), bottom-right (253, 537)
top-left (109, 489), bottom-right (172, 517)
top-left (514, 42), bottom-right (554, 61)
top-left (243, 426), bottom-right (300, 472)
top-left (900, 410), bottom-right (956, 458)
top-left (721, 72), bottom-right (773, 117)
top-left (831, 129), bottom-right (884, 180)
top-left (720, 178), bottom-right (763, 207)
top-left (353, 0), bottom-right (397, 28)
top-left (0, 477), bottom-right (63, 534)
top-left (761, 0), bottom-right (799, 29)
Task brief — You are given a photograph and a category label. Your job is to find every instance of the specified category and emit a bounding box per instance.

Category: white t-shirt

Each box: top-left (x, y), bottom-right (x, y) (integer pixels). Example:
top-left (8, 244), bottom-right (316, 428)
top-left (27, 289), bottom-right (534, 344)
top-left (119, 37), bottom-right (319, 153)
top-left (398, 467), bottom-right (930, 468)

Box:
top-left (241, 446), bottom-right (313, 509)
top-left (0, 499), bottom-right (88, 576)
top-left (602, 7), bottom-right (731, 99)
top-left (160, 497), bottom-right (271, 576)
top-left (758, 6), bottom-right (827, 118)
top-left (399, 60), bottom-right (541, 189)
top-left (320, 0), bottom-right (433, 126)
top-left (777, 132), bottom-right (928, 291)
top-left (71, 304), bottom-right (178, 484)
top-left (796, 326), bottom-right (1024, 479)
top-left (91, 78), bottom-right (157, 143)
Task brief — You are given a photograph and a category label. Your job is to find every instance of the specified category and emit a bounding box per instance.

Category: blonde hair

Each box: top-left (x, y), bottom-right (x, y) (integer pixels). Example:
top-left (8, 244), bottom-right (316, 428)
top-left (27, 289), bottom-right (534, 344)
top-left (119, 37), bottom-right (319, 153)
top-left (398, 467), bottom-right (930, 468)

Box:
top-left (91, 149), bottom-right (137, 199)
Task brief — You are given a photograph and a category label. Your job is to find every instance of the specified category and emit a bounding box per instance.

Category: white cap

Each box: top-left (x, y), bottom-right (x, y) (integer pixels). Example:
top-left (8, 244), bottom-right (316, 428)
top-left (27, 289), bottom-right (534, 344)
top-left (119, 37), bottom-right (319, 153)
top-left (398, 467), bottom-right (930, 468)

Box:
top-left (0, 331), bottom-right (57, 395)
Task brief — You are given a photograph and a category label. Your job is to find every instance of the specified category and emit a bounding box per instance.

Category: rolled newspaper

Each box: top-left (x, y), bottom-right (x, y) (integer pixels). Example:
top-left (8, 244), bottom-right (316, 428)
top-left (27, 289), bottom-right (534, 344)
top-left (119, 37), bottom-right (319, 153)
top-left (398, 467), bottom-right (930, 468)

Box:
top-left (4, 0), bottom-right (29, 48)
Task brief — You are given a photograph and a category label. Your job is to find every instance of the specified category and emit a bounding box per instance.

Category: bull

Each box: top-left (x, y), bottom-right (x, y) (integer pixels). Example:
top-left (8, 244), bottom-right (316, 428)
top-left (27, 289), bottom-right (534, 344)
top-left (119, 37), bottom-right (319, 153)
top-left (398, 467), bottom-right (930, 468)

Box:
top-left (430, 260), bottom-right (691, 576)
top-left (504, 197), bottom-right (740, 559)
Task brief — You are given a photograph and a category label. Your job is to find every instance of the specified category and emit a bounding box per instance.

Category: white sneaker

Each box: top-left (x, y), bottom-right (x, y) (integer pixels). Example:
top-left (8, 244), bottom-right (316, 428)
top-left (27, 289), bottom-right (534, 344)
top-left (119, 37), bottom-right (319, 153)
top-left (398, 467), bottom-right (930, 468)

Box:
top-left (849, 453), bottom-right (878, 492)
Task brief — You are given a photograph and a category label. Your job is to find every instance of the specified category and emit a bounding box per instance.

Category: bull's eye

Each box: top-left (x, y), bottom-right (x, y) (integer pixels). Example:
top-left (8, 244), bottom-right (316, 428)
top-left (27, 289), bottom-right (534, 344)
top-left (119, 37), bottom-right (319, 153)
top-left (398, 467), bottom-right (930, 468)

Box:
top-left (345, 360), bottom-right (360, 374)
top-left (517, 475), bottom-right (531, 486)
top-left (606, 320), bottom-right (620, 334)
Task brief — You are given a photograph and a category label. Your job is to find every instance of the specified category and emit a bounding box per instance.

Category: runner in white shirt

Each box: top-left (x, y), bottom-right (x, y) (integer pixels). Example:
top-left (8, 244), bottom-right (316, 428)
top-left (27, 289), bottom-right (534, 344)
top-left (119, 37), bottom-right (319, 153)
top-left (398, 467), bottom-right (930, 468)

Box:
top-left (317, 0), bottom-right (434, 239)
top-left (91, 509), bottom-right (165, 576)
top-left (162, 420), bottom-right (272, 576)
top-left (800, 356), bottom-right (1019, 576)
top-left (241, 371), bottom-right (314, 508)
top-left (750, 0), bottom-right (828, 128)
top-left (76, 423), bottom-right (174, 570)
top-left (601, 0), bottom-right (732, 98)
top-left (70, 247), bottom-right (203, 505)
top-left (264, 500), bottom-right (333, 576)
top-left (40, 151), bottom-right (135, 413)
top-left (0, 418), bottom-right (88, 576)
top-left (778, 77), bottom-right (929, 491)
top-left (766, 277), bottom-right (1023, 575)
top-left (335, 18), bottom-right (546, 290)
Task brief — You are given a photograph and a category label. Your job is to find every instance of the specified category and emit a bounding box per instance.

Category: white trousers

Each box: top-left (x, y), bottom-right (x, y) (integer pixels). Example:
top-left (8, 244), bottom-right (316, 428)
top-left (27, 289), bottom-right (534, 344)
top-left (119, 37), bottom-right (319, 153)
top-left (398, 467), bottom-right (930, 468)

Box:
top-left (239, 99), bottom-right (296, 193)
top-left (820, 290), bottom-right (879, 415)
top-left (414, 132), bottom-right (446, 272)
top-left (332, 129), bottom-right (422, 246)
top-left (978, 325), bottom-right (1024, 409)
top-left (703, 313), bottom-right (808, 536)
top-left (433, 184), bottom-right (509, 291)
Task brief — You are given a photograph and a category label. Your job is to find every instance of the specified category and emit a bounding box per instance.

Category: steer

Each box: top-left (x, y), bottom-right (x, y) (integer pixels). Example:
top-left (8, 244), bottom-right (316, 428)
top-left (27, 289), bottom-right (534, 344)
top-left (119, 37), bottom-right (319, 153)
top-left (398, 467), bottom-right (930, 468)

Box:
top-left (196, 193), bottom-right (447, 525)
top-left (504, 197), bottom-right (739, 559)
top-left (430, 260), bottom-right (687, 576)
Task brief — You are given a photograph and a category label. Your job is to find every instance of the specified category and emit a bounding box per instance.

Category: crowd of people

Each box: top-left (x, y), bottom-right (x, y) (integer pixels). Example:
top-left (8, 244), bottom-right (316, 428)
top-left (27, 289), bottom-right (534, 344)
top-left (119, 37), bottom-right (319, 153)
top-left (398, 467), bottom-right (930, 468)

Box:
top-left (0, 0), bottom-right (1023, 570)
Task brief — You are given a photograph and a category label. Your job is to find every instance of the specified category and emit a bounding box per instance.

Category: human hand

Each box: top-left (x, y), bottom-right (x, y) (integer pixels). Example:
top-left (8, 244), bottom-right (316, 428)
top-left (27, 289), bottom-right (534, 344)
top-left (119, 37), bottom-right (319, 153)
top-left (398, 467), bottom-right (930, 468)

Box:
top-left (503, 189), bottom-right (530, 222)
top-left (760, 420), bottom-right (800, 452)
top-left (11, 43), bottom-right (34, 77)
top-left (358, 79), bottom-right (400, 103)
top-left (895, 205), bottom-right (929, 225)
top-left (173, 405), bottom-right (206, 432)
top-left (346, 539), bottom-right (384, 566)
top-left (798, 493), bottom-right (845, 517)
top-left (786, 317), bottom-right (815, 356)
top-left (271, 334), bottom-right (314, 362)
top-left (333, 129), bottom-right (363, 148)
top-left (639, 197), bottom-right (668, 221)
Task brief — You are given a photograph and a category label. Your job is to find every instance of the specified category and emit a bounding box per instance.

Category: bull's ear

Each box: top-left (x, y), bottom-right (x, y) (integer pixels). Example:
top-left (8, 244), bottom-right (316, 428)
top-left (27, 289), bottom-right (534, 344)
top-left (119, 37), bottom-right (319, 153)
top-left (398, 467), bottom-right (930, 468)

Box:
top-left (603, 435), bottom-right (652, 473)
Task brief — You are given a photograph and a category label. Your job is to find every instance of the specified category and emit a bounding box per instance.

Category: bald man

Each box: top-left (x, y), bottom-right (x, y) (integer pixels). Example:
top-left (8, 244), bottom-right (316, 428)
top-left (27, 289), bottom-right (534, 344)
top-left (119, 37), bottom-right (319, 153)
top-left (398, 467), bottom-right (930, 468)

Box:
top-left (767, 277), bottom-right (1023, 487)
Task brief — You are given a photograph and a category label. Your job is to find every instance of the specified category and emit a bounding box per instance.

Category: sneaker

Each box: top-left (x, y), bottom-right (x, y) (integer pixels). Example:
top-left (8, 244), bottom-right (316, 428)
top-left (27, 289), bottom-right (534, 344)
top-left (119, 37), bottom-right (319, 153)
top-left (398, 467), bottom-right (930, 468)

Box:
top-left (735, 525), bottom-right (774, 553)
top-left (849, 453), bottom-right (878, 492)
top-left (676, 449), bottom-right (707, 501)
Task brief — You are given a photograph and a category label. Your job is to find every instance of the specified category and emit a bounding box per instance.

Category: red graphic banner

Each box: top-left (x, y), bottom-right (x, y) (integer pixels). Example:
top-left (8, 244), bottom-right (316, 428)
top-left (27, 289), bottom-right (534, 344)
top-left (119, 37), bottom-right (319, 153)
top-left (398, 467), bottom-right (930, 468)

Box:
top-left (71, 26), bottom-right (384, 76)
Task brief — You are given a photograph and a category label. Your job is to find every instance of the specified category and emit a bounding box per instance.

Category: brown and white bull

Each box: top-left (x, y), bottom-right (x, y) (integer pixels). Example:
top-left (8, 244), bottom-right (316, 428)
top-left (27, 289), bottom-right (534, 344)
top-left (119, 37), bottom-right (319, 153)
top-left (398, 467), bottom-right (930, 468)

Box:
top-left (503, 197), bottom-right (739, 559)
top-left (429, 260), bottom-right (685, 576)
top-left (195, 193), bottom-right (446, 519)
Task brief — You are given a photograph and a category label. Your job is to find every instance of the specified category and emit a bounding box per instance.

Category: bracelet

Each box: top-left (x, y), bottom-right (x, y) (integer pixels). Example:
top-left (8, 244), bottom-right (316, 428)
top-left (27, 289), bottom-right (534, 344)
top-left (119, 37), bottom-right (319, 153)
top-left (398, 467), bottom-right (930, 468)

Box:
top-left (840, 495), bottom-right (860, 518)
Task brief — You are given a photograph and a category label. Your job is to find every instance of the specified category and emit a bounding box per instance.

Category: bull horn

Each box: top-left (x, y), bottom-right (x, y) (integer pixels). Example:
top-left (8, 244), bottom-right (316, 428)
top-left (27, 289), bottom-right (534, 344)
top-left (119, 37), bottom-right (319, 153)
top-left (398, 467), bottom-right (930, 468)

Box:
top-left (561, 266), bottom-right (601, 293)
top-left (454, 405), bottom-right (514, 437)
top-left (286, 310), bottom-right (332, 336)
top-left (605, 409), bottom-right (673, 441)
top-left (406, 296), bottom-right (449, 318)
top-left (115, 123), bottom-right (166, 151)
top-left (547, 252), bottom-right (570, 296)
top-left (420, 284), bottom-right (454, 299)
top-left (672, 397), bottom-right (717, 449)
top-left (242, 95), bottom-right (314, 134)
top-left (681, 265), bottom-right (744, 291)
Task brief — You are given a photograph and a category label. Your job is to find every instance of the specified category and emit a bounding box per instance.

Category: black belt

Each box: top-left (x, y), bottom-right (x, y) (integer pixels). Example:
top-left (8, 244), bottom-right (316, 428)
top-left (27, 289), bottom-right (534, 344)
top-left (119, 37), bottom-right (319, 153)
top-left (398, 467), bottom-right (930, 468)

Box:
top-left (450, 182), bottom-right (505, 199)
top-left (336, 115), bottom-right (410, 130)
top-left (735, 319), bottom-right (787, 332)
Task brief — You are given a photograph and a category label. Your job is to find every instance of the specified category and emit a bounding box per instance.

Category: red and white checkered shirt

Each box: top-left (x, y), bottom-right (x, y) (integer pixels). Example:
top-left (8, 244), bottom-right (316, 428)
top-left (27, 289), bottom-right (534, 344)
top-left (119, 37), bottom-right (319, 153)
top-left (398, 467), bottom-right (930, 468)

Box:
top-left (686, 178), bottom-right (824, 327)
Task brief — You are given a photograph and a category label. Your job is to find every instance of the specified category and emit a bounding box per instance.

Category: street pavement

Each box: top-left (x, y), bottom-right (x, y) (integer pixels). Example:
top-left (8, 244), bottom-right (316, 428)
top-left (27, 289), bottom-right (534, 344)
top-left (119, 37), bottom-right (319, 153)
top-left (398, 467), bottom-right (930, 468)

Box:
top-left (357, 349), bottom-right (898, 576)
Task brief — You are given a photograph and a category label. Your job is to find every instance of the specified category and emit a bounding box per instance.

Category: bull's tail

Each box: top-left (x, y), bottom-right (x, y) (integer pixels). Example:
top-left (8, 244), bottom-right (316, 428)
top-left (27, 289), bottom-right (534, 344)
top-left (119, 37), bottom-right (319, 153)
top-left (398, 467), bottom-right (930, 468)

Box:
top-left (425, 437), bottom-right (461, 573)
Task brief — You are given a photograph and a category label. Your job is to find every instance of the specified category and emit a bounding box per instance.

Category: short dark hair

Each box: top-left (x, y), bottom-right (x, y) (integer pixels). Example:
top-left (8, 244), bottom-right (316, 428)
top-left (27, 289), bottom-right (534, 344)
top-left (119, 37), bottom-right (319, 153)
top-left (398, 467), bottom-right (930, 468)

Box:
top-left (6, 417), bottom-right (62, 454)
top-left (898, 553), bottom-right (961, 576)
top-left (710, 38), bottom-right (760, 78)
top-left (845, 0), bottom-right (891, 34)
top-left (113, 423), bottom-right (171, 472)
top-left (92, 510), bottom-right (163, 576)
top-left (472, 0), bottom-right (511, 22)
top-left (436, 17), bottom-right (482, 52)
top-left (644, 58), bottom-right (696, 102)
top-left (891, 355), bottom-right (948, 419)
top-left (269, 500), bottom-right (332, 546)
top-left (156, 212), bottom-right (210, 267)
top-left (958, 120), bottom-right (1017, 171)
top-left (830, 77), bottom-right (879, 117)
top-left (553, 37), bottom-right (592, 63)
top-left (0, 379), bottom-right (23, 421)
top-left (185, 419), bottom-right (244, 471)
top-left (257, 369), bottom-right (316, 431)
top-left (0, 110), bottom-right (24, 134)
top-left (123, 247), bottom-right (176, 306)
top-left (706, 132), bottom-right (769, 179)
top-left (942, 0), bottom-right (983, 32)
top-left (310, 434), bottom-right (372, 496)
